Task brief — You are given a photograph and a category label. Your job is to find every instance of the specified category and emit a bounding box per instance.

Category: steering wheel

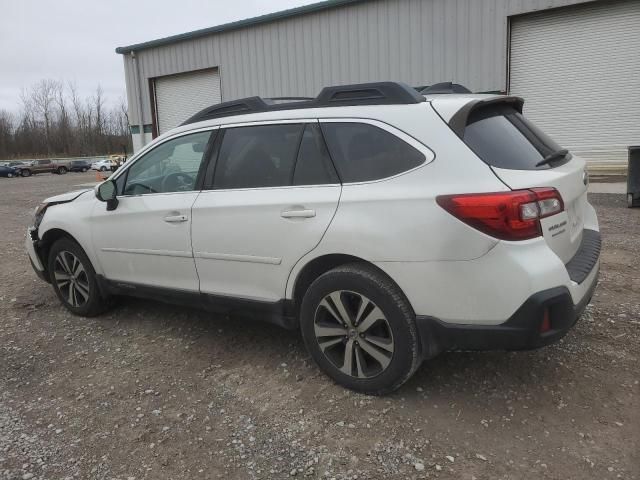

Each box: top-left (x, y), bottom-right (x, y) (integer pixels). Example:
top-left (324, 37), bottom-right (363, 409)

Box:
top-left (162, 172), bottom-right (195, 192)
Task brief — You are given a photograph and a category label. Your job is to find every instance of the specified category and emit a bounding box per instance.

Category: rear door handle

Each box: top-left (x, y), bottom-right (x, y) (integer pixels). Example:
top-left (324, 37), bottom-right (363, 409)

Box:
top-left (164, 214), bottom-right (188, 223)
top-left (281, 208), bottom-right (316, 219)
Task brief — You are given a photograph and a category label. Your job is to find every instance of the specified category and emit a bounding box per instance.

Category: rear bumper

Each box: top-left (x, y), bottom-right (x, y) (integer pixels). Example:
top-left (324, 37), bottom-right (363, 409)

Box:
top-left (416, 261), bottom-right (599, 358)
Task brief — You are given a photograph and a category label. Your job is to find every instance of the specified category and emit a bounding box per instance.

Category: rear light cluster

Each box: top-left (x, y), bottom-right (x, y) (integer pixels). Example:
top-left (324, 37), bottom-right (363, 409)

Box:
top-left (436, 187), bottom-right (564, 241)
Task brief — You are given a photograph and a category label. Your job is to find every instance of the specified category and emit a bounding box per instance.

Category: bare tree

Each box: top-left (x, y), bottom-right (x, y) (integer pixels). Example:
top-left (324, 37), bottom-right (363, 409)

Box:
top-left (30, 79), bottom-right (58, 154)
top-left (0, 79), bottom-right (132, 160)
top-left (54, 81), bottom-right (71, 154)
top-left (0, 110), bottom-right (14, 158)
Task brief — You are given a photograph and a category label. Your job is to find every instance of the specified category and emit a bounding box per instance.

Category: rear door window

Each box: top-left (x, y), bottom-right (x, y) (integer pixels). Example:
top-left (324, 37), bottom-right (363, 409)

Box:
top-left (213, 124), bottom-right (304, 189)
top-left (320, 122), bottom-right (426, 183)
top-left (463, 104), bottom-right (568, 170)
top-left (293, 124), bottom-right (339, 186)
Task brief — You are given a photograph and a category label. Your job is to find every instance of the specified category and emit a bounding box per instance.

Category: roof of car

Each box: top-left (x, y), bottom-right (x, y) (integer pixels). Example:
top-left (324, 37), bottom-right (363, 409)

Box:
top-left (145, 82), bottom-right (521, 152)
top-left (175, 94), bottom-right (509, 132)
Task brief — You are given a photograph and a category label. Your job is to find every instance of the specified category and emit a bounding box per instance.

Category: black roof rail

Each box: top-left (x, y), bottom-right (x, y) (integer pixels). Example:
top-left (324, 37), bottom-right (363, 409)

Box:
top-left (181, 81), bottom-right (425, 126)
top-left (421, 82), bottom-right (472, 94)
top-left (265, 96), bottom-right (314, 102)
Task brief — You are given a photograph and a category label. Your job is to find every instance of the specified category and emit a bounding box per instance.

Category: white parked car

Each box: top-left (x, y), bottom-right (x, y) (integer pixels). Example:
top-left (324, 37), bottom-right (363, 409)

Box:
top-left (26, 82), bottom-right (600, 394)
top-left (91, 159), bottom-right (112, 172)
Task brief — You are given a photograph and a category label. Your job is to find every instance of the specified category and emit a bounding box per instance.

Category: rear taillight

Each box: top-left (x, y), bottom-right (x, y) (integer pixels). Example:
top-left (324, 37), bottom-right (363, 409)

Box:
top-left (436, 187), bottom-right (564, 241)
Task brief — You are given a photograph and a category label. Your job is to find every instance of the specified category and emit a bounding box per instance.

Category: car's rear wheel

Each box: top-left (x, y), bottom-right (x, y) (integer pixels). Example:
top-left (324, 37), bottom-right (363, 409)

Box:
top-left (82, 167), bottom-right (88, 172)
top-left (300, 263), bottom-right (421, 395)
top-left (100, 166), bottom-right (107, 172)
top-left (7, 172), bottom-right (13, 178)
top-left (57, 166), bottom-right (67, 174)
top-left (21, 169), bottom-right (31, 177)
top-left (48, 237), bottom-right (109, 317)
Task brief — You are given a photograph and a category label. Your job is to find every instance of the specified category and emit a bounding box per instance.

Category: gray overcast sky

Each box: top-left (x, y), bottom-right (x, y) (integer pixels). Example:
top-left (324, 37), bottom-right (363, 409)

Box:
top-left (0, 0), bottom-right (315, 113)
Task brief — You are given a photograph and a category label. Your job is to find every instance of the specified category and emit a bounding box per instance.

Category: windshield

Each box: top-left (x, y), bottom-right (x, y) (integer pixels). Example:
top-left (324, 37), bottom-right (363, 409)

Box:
top-left (463, 104), bottom-right (569, 170)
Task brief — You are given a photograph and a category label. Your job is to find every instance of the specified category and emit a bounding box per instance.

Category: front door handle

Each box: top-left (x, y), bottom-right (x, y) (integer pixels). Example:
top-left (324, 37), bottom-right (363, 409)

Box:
top-left (164, 214), bottom-right (188, 223)
top-left (281, 208), bottom-right (316, 219)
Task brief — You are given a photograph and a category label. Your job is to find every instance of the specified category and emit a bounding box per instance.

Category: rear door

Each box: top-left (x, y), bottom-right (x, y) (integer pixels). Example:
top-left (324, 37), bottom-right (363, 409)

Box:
top-left (460, 102), bottom-right (589, 263)
top-left (191, 121), bottom-right (341, 302)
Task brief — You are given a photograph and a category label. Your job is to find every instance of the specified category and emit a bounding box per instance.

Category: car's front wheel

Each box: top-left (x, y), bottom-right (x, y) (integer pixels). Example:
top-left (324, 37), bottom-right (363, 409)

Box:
top-left (300, 263), bottom-right (421, 395)
top-left (47, 237), bottom-right (109, 317)
top-left (21, 169), bottom-right (31, 177)
top-left (100, 166), bottom-right (107, 172)
top-left (57, 166), bottom-right (67, 174)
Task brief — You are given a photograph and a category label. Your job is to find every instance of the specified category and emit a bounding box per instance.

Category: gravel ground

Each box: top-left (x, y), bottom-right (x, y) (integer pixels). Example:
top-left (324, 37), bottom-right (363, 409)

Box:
top-left (0, 173), bottom-right (638, 480)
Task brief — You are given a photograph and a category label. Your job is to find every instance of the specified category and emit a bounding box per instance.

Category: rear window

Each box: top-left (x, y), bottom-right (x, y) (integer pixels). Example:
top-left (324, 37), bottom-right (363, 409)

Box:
top-left (463, 104), bottom-right (568, 170)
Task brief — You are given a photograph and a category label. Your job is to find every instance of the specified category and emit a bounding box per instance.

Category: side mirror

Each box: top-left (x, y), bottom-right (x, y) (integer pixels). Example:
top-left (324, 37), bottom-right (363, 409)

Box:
top-left (96, 180), bottom-right (119, 211)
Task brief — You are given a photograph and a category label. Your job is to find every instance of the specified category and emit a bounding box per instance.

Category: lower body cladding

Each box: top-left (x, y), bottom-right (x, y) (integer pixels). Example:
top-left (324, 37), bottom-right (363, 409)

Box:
top-left (415, 276), bottom-right (598, 359)
top-left (377, 229), bottom-right (601, 359)
top-left (26, 223), bottom-right (601, 362)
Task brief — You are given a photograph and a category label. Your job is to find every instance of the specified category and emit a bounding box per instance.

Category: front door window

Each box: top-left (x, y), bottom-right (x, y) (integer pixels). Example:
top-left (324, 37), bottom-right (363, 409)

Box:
top-left (123, 130), bottom-right (212, 195)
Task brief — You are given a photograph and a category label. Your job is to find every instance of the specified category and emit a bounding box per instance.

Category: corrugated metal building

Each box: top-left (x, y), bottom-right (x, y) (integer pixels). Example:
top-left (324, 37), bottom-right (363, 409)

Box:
top-left (116, 0), bottom-right (640, 163)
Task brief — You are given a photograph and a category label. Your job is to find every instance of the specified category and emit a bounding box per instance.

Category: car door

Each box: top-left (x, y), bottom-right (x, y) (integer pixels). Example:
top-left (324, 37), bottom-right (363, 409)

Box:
top-left (191, 121), bottom-right (341, 302)
top-left (90, 128), bottom-right (216, 291)
top-left (32, 160), bottom-right (49, 174)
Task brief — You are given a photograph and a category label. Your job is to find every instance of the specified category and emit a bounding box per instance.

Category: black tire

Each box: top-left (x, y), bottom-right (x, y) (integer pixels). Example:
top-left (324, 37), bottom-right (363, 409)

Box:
top-left (100, 166), bottom-right (107, 172)
top-left (7, 173), bottom-right (13, 178)
top-left (82, 168), bottom-right (88, 172)
top-left (300, 263), bottom-right (421, 395)
top-left (47, 237), bottom-right (110, 317)
top-left (57, 166), bottom-right (67, 174)
top-left (21, 169), bottom-right (31, 177)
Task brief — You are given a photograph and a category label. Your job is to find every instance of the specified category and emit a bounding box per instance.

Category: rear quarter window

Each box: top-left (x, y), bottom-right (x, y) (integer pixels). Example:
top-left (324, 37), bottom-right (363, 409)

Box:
top-left (320, 122), bottom-right (426, 183)
top-left (463, 104), bottom-right (568, 170)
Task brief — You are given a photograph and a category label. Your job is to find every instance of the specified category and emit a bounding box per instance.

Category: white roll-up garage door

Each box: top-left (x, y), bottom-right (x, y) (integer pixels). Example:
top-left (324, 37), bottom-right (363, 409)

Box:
top-left (509, 0), bottom-right (640, 164)
top-left (154, 68), bottom-right (221, 134)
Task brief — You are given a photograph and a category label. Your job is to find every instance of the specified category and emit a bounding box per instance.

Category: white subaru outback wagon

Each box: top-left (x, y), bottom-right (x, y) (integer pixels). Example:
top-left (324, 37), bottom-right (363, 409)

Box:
top-left (26, 82), bottom-right (600, 394)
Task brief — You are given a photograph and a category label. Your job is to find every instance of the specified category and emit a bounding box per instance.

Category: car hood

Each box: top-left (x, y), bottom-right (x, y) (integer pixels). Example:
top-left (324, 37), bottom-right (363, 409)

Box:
top-left (44, 189), bottom-right (91, 204)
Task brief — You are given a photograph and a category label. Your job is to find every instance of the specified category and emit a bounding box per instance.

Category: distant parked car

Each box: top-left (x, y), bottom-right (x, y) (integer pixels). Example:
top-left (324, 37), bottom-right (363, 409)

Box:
top-left (30, 159), bottom-right (68, 175)
top-left (91, 159), bottom-right (111, 172)
top-left (0, 165), bottom-right (18, 178)
top-left (69, 160), bottom-right (91, 172)
top-left (6, 161), bottom-right (32, 177)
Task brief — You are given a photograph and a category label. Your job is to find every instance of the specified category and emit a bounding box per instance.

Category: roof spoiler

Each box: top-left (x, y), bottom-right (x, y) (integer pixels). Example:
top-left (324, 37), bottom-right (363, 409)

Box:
top-left (447, 96), bottom-right (525, 138)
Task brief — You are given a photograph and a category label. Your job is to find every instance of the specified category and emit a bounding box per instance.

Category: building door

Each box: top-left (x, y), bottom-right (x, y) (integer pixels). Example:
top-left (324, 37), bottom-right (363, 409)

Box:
top-left (509, 0), bottom-right (640, 164)
top-left (154, 68), bottom-right (222, 135)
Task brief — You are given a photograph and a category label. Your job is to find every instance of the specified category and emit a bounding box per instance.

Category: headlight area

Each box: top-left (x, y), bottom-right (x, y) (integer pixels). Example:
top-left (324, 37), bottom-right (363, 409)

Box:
top-left (33, 203), bottom-right (49, 229)
top-left (32, 199), bottom-right (70, 231)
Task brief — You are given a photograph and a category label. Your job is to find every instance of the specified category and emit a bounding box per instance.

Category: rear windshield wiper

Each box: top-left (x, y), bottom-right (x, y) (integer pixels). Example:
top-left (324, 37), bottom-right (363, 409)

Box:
top-left (536, 148), bottom-right (569, 167)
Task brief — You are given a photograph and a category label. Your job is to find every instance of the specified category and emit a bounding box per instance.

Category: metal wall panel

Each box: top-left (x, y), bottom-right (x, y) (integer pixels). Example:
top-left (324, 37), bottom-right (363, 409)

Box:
top-left (510, 0), bottom-right (640, 163)
top-left (122, 0), bottom-right (595, 126)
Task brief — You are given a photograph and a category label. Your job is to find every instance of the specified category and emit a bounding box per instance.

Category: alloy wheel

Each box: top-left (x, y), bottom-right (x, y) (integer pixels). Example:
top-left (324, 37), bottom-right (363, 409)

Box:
top-left (53, 250), bottom-right (90, 307)
top-left (313, 290), bottom-right (394, 379)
